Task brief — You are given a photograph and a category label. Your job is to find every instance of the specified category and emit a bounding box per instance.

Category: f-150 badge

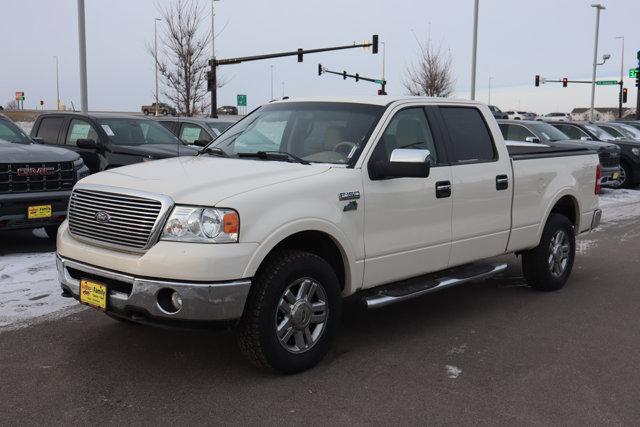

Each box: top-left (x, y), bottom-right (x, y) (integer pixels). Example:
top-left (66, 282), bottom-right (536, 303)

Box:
top-left (338, 191), bottom-right (360, 201)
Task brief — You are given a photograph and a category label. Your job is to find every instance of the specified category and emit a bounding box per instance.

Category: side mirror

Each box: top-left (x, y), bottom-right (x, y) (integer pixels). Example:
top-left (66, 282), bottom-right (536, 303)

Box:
top-left (370, 149), bottom-right (431, 180)
top-left (76, 138), bottom-right (98, 149)
top-left (525, 136), bottom-right (540, 143)
top-left (193, 139), bottom-right (210, 147)
top-left (32, 137), bottom-right (44, 144)
top-left (580, 136), bottom-right (592, 141)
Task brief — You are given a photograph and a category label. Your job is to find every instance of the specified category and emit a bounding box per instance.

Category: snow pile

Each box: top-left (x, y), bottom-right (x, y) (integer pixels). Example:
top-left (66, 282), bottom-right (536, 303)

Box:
top-left (599, 188), bottom-right (640, 225)
top-left (0, 252), bottom-right (83, 330)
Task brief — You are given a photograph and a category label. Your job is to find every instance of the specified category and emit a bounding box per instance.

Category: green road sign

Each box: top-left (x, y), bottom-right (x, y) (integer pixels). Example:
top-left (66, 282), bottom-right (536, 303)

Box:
top-left (630, 68), bottom-right (638, 78)
top-left (237, 94), bottom-right (247, 107)
top-left (596, 80), bottom-right (618, 86)
top-left (374, 79), bottom-right (384, 84)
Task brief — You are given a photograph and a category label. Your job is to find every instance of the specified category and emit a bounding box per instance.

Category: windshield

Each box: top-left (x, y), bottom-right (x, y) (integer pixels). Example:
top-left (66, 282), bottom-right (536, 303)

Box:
top-left (529, 123), bottom-right (571, 141)
top-left (98, 118), bottom-right (181, 146)
top-left (584, 124), bottom-right (615, 141)
top-left (212, 102), bottom-right (385, 164)
top-left (207, 122), bottom-right (234, 134)
top-left (614, 123), bottom-right (640, 139)
top-left (0, 119), bottom-right (31, 144)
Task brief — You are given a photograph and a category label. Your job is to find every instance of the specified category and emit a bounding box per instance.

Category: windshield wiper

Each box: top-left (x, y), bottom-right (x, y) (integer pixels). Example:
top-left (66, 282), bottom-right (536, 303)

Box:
top-left (237, 151), bottom-right (310, 165)
top-left (197, 146), bottom-right (228, 157)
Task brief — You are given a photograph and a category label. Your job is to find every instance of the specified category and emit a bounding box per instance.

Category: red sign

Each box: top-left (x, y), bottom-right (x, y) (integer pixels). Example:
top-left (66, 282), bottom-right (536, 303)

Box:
top-left (15, 91), bottom-right (24, 101)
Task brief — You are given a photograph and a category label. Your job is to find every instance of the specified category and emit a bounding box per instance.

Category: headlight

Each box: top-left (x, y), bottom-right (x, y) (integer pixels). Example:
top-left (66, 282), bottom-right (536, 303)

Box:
top-left (632, 148), bottom-right (640, 157)
top-left (161, 206), bottom-right (239, 243)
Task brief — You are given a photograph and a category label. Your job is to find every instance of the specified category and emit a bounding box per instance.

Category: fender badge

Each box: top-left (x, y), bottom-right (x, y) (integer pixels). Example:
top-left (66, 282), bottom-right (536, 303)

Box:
top-left (338, 191), bottom-right (360, 201)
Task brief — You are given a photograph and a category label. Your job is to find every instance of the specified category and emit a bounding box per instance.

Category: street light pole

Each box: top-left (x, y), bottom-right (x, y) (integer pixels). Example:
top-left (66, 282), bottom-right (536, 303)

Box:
top-left (77, 0), bottom-right (88, 113)
top-left (210, 0), bottom-right (219, 118)
top-left (615, 36), bottom-right (624, 119)
top-left (488, 76), bottom-right (493, 105)
top-left (470, 0), bottom-right (479, 100)
top-left (53, 56), bottom-right (60, 111)
top-left (270, 65), bottom-right (274, 101)
top-left (590, 4), bottom-right (605, 122)
top-left (382, 41), bottom-right (386, 82)
top-left (154, 18), bottom-right (161, 116)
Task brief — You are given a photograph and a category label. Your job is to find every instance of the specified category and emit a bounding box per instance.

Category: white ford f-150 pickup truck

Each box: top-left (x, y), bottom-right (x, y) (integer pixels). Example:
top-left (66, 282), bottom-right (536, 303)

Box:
top-left (56, 96), bottom-right (602, 373)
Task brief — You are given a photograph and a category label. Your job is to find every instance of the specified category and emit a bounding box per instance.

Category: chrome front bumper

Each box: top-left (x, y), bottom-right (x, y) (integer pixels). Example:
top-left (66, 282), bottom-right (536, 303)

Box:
top-left (56, 254), bottom-right (251, 323)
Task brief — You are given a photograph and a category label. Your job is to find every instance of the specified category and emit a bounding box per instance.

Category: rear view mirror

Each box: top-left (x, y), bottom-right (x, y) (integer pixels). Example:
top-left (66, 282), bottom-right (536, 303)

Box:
top-left (580, 136), bottom-right (592, 141)
top-left (525, 136), bottom-right (540, 143)
top-left (32, 137), bottom-right (44, 144)
top-left (370, 149), bottom-right (431, 180)
top-left (193, 139), bottom-right (210, 147)
top-left (76, 138), bottom-right (97, 149)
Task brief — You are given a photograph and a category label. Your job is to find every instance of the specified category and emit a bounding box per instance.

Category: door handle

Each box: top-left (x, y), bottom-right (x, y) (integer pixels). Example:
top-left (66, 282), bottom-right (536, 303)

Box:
top-left (435, 181), bottom-right (451, 198)
top-left (496, 174), bottom-right (509, 191)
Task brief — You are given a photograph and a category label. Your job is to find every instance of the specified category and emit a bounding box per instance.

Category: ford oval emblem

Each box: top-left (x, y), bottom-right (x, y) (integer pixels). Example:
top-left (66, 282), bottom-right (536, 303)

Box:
top-left (95, 211), bottom-right (111, 224)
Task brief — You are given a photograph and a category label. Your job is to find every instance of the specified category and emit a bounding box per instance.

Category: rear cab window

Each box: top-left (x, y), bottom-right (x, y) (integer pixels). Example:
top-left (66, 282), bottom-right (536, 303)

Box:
top-left (35, 117), bottom-right (65, 144)
top-left (440, 107), bottom-right (496, 163)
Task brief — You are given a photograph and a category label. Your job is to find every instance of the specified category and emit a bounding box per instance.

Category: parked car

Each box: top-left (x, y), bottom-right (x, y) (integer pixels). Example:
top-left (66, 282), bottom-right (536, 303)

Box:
top-left (0, 114), bottom-right (89, 239)
top-left (548, 121), bottom-right (640, 188)
top-left (598, 122), bottom-right (640, 141)
top-left (141, 102), bottom-right (177, 116)
top-left (488, 105), bottom-right (508, 119)
top-left (543, 112), bottom-right (572, 122)
top-left (155, 116), bottom-right (239, 146)
top-left (56, 96), bottom-right (601, 373)
top-left (614, 120), bottom-right (640, 133)
top-left (504, 110), bottom-right (528, 120)
top-left (217, 105), bottom-right (238, 115)
top-left (498, 119), bottom-right (621, 187)
top-left (30, 112), bottom-right (198, 174)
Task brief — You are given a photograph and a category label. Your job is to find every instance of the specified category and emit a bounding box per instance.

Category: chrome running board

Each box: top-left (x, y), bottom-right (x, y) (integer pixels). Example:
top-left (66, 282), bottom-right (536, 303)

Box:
top-left (363, 263), bottom-right (508, 310)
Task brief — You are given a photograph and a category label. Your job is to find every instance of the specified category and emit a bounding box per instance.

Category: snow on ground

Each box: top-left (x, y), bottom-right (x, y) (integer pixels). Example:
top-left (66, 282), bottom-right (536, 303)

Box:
top-left (598, 188), bottom-right (640, 225)
top-left (15, 121), bottom-right (34, 134)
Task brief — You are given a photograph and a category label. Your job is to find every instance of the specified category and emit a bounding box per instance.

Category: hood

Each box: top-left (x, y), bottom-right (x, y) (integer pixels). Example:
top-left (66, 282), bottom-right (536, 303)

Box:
top-left (79, 155), bottom-right (331, 206)
top-left (559, 139), bottom-right (621, 152)
top-left (111, 143), bottom-right (198, 158)
top-left (603, 138), bottom-right (640, 148)
top-left (0, 140), bottom-right (80, 163)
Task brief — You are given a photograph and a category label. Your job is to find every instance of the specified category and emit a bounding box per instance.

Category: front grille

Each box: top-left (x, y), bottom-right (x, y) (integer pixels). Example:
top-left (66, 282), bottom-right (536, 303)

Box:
top-left (68, 188), bottom-right (163, 250)
top-left (0, 162), bottom-right (75, 194)
top-left (598, 151), bottom-right (620, 169)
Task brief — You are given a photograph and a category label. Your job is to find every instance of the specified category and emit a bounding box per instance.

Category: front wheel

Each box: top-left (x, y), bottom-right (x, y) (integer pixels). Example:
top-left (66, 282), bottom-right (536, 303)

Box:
top-left (237, 250), bottom-right (342, 374)
top-left (618, 161), bottom-right (634, 189)
top-left (522, 214), bottom-right (575, 292)
top-left (142, 109), bottom-right (149, 115)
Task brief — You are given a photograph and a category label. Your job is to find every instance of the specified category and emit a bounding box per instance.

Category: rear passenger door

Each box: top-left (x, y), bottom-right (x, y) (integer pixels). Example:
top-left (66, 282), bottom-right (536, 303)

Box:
top-left (437, 106), bottom-right (512, 267)
top-left (64, 119), bottom-right (102, 172)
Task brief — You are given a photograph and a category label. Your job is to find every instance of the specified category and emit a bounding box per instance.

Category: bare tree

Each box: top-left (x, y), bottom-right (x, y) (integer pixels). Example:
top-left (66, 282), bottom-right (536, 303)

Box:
top-left (403, 40), bottom-right (455, 97)
top-left (4, 100), bottom-right (18, 110)
top-left (151, 0), bottom-right (212, 116)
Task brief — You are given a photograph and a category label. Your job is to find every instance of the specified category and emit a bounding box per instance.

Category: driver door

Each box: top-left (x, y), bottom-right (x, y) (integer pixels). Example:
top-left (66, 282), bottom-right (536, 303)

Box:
top-left (362, 106), bottom-right (453, 288)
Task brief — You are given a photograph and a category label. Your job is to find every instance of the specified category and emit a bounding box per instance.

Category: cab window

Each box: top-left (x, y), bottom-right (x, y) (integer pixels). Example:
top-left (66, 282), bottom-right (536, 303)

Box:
top-left (180, 123), bottom-right (211, 144)
top-left (499, 124), bottom-right (536, 142)
top-left (66, 119), bottom-right (99, 145)
top-left (440, 107), bottom-right (496, 163)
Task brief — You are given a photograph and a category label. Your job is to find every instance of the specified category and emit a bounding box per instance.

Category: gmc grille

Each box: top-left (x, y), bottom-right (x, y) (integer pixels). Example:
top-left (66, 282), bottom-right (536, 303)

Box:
top-left (68, 188), bottom-right (164, 250)
top-left (0, 162), bottom-right (75, 194)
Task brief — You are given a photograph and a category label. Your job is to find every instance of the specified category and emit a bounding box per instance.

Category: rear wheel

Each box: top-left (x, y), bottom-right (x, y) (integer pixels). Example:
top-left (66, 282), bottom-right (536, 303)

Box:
top-left (522, 214), bottom-right (575, 292)
top-left (143, 109), bottom-right (149, 115)
top-left (237, 250), bottom-right (341, 374)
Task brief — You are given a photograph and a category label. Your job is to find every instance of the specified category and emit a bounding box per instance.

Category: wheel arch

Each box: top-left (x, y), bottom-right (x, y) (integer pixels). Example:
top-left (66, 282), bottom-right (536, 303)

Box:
top-left (537, 191), bottom-right (580, 242)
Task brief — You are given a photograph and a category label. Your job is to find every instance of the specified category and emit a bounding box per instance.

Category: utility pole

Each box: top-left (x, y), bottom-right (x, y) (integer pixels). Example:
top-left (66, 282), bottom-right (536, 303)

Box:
top-left (210, 0), bottom-right (220, 118)
top-left (615, 36), bottom-right (624, 118)
top-left (154, 18), bottom-right (161, 116)
top-left (636, 50), bottom-right (640, 120)
top-left (381, 41), bottom-right (386, 82)
top-left (270, 65), bottom-right (274, 101)
top-left (470, 0), bottom-right (479, 100)
top-left (282, 81), bottom-right (285, 98)
top-left (589, 4), bottom-right (605, 122)
top-left (77, 0), bottom-right (88, 113)
top-left (53, 56), bottom-right (60, 111)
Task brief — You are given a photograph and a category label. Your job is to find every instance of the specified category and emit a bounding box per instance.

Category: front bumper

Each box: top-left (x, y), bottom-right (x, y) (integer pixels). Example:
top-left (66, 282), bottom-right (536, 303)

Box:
top-left (0, 190), bottom-right (70, 231)
top-left (57, 255), bottom-right (252, 324)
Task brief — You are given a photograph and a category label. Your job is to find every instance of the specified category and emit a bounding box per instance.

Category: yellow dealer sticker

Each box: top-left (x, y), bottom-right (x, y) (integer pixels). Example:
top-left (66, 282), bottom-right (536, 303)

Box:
top-left (80, 280), bottom-right (107, 310)
top-left (27, 205), bottom-right (52, 219)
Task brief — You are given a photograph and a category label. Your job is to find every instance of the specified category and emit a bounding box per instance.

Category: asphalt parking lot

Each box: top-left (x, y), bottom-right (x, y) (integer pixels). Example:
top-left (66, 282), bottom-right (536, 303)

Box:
top-left (1, 191), bottom-right (640, 425)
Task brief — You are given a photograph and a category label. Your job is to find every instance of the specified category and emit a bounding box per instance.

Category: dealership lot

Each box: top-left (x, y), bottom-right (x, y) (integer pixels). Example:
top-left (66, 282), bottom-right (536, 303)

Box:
top-left (1, 188), bottom-right (640, 424)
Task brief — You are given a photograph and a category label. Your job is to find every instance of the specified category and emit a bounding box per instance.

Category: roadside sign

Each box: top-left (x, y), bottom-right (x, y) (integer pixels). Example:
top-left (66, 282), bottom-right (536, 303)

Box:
top-left (15, 91), bottom-right (24, 101)
top-left (596, 80), bottom-right (618, 86)
top-left (237, 94), bottom-right (247, 107)
top-left (630, 68), bottom-right (638, 79)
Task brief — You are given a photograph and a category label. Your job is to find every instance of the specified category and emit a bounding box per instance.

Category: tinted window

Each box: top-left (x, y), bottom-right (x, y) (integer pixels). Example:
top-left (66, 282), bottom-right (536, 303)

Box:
top-left (207, 122), bottom-right (233, 133)
top-left (35, 117), bottom-right (64, 144)
top-left (66, 119), bottom-right (99, 145)
top-left (553, 124), bottom-right (589, 140)
top-left (499, 124), bottom-right (536, 142)
top-left (440, 107), bottom-right (495, 163)
top-left (97, 118), bottom-right (180, 145)
top-left (0, 119), bottom-right (31, 144)
top-left (529, 123), bottom-right (570, 141)
top-left (180, 123), bottom-right (211, 144)
top-left (597, 125), bottom-right (623, 138)
top-left (372, 107), bottom-right (438, 164)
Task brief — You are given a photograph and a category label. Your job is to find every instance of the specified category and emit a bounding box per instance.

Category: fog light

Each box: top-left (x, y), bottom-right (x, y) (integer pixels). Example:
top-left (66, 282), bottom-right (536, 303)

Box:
top-left (171, 291), bottom-right (183, 311)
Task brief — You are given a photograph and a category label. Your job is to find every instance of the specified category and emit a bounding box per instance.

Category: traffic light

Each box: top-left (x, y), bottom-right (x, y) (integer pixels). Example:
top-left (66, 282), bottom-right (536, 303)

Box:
top-left (355, 73), bottom-right (360, 82)
top-left (623, 88), bottom-right (628, 103)
top-left (297, 48), bottom-right (303, 62)
top-left (535, 75), bottom-right (540, 87)
top-left (343, 71), bottom-right (347, 80)
top-left (372, 34), bottom-right (379, 54)
top-left (562, 77), bottom-right (568, 88)
top-left (318, 64), bottom-right (323, 76)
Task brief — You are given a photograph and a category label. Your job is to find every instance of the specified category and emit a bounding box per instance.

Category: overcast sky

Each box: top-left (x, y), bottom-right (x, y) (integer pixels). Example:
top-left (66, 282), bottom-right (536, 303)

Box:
top-left (1, 0), bottom-right (639, 114)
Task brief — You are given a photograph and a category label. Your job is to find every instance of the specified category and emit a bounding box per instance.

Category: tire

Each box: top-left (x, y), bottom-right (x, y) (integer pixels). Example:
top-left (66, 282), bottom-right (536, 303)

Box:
top-left (619, 161), bottom-right (634, 189)
top-left (162, 109), bottom-right (168, 116)
top-left (522, 214), bottom-right (575, 292)
top-left (44, 225), bottom-right (60, 240)
top-left (143, 109), bottom-right (149, 115)
top-left (237, 250), bottom-right (342, 374)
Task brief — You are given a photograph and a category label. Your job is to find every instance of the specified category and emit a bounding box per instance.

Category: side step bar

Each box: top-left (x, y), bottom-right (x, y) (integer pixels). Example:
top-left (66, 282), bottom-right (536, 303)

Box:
top-left (363, 263), bottom-right (508, 310)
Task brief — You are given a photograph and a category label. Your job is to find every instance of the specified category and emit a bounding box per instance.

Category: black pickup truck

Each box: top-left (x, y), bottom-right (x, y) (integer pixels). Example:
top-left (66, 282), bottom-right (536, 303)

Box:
top-left (0, 114), bottom-right (89, 238)
top-left (30, 112), bottom-right (197, 173)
